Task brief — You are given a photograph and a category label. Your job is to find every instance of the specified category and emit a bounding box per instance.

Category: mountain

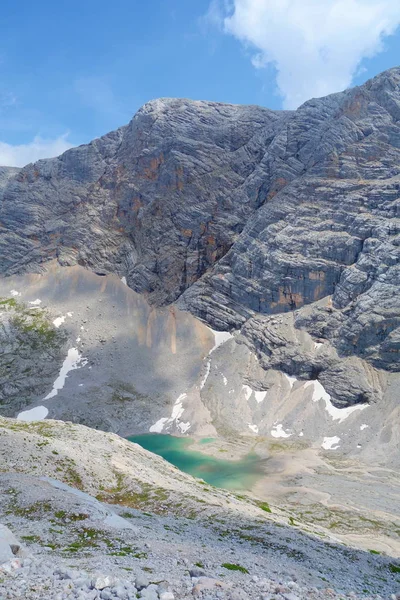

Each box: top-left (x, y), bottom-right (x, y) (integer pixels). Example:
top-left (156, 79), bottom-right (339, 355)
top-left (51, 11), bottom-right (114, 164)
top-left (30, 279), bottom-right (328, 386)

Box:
top-left (0, 68), bottom-right (400, 599)
top-left (0, 72), bottom-right (398, 453)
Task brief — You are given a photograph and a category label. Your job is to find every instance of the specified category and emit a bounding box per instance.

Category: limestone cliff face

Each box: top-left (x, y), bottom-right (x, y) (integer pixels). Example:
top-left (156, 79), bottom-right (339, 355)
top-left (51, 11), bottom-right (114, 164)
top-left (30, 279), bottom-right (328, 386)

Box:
top-left (0, 69), bottom-right (399, 408)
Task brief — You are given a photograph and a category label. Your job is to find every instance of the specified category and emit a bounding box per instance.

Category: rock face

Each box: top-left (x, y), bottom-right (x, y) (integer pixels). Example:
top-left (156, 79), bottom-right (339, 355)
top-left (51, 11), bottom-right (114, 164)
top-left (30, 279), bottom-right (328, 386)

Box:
top-left (0, 297), bottom-right (68, 416)
top-left (0, 68), bottom-right (399, 410)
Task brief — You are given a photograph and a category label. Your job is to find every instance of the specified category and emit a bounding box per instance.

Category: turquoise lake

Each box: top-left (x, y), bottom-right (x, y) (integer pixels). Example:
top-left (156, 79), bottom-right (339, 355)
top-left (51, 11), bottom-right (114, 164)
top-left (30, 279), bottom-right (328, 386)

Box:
top-left (128, 434), bottom-right (266, 491)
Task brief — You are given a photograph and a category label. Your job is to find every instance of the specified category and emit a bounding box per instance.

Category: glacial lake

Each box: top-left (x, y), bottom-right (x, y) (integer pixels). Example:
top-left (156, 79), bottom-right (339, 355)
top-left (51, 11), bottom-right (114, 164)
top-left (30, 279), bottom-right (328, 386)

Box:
top-left (128, 434), bottom-right (266, 491)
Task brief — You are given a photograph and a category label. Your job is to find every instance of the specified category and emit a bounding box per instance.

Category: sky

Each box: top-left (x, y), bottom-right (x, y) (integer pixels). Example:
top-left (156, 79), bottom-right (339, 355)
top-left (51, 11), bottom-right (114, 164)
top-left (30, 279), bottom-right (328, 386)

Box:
top-left (1, 0), bottom-right (400, 166)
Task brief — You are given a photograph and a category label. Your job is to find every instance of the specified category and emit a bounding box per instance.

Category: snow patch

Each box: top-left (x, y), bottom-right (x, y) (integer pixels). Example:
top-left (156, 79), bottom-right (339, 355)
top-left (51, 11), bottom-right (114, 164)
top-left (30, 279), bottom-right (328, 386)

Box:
top-left (28, 299), bottom-right (42, 306)
top-left (17, 406), bottom-right (49, 422)
top-left (222, 374), bottom-right (228, 386)
top-left (177, 421), bottom-right (191, 434)
top-left (200, 360), bottom-right (211, 390)
top-left (67, 312), bottom-right (73, 317)
top-left (271, 423), bottom-right (292, 438)
top-left (208, 328), bottom-right (233, 355)
top-left (284, 373), bottom-right (297, 389)
top-left (322, 436), bottom-right (341, 450)
top-left (9, 290), bottom-right (20, 297)
top-left (44, 348), bottom-right (88, 400)
top-left (314, 342), bottom-right (323, 350)
top-left (121, 276), bottom-right (127, 285)
top-left (149, 393), bottom-right (191, 434)
top-left (254, 391), bottom-right (267, 403)
top-left (243, 384), bottom-right (266, 403)
top-left (299, 432), bottom-right (304, 437)
top-left (53, 316), bottom-right (66, 328)
top-left (149, 418), bottom-right (169, 433)
top-left (76, 337), bottom-right (81, 343)
top-left (170, 393), bottom-right (186, 421)
top-left (305, 380), bottom-right (368, 423)
top-left (360, 424), bottom-right (369, 431)
top-left (248, 423), bottom-right (259, 434)
top-left (243, 385), bottom-right (252, 401)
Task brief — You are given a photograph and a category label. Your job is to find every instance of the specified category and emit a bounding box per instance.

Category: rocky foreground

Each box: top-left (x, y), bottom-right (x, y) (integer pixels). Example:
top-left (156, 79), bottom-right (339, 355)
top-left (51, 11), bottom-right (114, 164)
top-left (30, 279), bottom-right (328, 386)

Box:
top-left (0, 417), bottom-right (399, 599)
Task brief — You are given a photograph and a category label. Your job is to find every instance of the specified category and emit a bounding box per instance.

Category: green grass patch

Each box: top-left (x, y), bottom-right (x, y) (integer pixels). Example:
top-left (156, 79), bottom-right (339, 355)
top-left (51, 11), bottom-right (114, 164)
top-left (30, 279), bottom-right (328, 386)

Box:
top-left (221, 563), bottom-right (249, 574)
top-left (258, 502), bottom-right (271, 513)
top-left (389, 563), bottom-right (400, 574)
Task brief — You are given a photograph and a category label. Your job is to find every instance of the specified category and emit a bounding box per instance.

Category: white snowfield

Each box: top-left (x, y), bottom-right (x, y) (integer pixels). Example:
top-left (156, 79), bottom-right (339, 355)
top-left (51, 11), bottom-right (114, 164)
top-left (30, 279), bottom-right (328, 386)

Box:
top-left (304, 380), bottom-right (368, 423)
top-left (16, 406), bottom-right (49, 422)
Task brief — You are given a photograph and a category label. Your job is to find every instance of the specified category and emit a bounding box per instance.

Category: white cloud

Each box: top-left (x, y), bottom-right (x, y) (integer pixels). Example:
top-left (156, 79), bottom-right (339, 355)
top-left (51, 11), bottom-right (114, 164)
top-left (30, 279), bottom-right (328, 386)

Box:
top-left (210, 0), bottom-right (400, 108)
top-left (0, 134), bottom-right (74, 168)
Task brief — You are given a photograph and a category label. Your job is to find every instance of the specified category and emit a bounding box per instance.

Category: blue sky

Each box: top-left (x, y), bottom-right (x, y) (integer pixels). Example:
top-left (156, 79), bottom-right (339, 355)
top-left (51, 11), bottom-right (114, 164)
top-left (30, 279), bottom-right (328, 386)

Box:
top-left (1, 0), bottom-right (400, 166)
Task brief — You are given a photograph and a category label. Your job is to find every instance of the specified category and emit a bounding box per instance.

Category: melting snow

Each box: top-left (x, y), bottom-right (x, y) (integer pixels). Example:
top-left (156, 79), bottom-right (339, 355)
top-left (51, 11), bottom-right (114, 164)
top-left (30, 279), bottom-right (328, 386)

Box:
top-left (28, 299), bottom-right (42, 306)
top-left (360, 424), bottom-right (369, 431)
top-left (121, 276), bottom-right (127, 285)
top-left (17, 406), bottom-right (49, 422)
top-left (305, 380), bottom-right (368, 423)
top-left (248, 423), bottom-right (259, 434)
top-left (322, 436), bottom-right (341, 450)
top-left (9, 290), bottom-right (20, 297)
top-left (271, 424), bottom-right (292, 438)
top-left (200, 361), bottom-right (211, 390)
top-left (44, 348), bottom-right (87, 400)
top-left (284, 374), bottom-right (297, 389)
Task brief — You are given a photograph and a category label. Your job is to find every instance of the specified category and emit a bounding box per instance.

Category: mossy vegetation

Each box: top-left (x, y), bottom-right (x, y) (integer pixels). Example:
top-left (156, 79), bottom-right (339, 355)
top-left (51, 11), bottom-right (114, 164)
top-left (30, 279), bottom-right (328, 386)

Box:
top-left (221, 563), bottom-right (249, 574)
top-left (389, 563), bottom-right (400, 574)
top-left (258, 502), bottom-right (272, 513)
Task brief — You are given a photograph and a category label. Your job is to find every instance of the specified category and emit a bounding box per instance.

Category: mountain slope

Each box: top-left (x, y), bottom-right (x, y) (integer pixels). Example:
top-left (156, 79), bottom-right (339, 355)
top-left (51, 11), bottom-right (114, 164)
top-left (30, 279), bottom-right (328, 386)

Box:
top-left (0, 415), bottom-right (399, 600)
top-left (0, 69), bottom-right (399, 415)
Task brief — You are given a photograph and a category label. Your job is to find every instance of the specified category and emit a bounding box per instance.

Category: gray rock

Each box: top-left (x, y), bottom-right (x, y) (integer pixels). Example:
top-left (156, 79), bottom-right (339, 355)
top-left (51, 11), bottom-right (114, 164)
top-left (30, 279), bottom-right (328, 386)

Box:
top-left (189, 567), bottom-right (206, 578)
top-left (0, 539), bottom-right (13, 565)
top-left (135, 574), bottom-right (150, 591)
top-left (159, 592), bottom-right (174, 600)
top-left (93, 576), bottom-right (115, 590)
